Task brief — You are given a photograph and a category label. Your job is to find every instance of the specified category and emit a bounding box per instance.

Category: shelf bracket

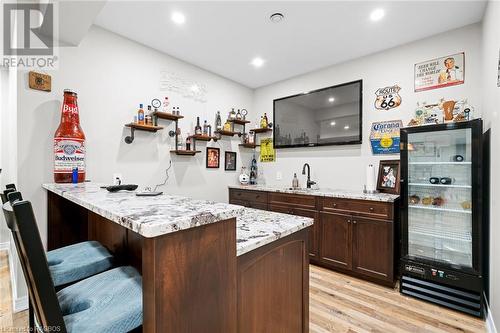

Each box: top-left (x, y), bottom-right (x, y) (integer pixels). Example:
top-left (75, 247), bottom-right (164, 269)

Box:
top-left (125, 127), bottom-right (135, 144)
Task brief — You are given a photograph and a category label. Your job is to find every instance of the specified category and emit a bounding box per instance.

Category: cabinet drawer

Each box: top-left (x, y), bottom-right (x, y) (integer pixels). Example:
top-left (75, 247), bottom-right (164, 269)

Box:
top-left (229, 189), bottom-right (268, 203)
top-left (229, 199), bottom-right (268, 211)
top-left (268, 193), bottom-right (317, 209)
top-left (321, 197), bottom-right (392, 219)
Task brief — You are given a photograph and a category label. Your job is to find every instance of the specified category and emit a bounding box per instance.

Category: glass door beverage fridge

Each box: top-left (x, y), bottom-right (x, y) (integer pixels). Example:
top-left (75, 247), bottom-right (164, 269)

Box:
top-left (400, 119), bottom-right (484, 317)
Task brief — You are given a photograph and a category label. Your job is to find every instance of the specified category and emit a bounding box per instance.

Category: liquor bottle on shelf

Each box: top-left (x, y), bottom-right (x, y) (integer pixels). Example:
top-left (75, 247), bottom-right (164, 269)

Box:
top-left (138, 104), bottom-right (145, 125)
top-left (177, 129), bottom-right (183, 151)
top-left (236, 109), bottom-right (242, 120)
top-left (223, 120), bottom-right (232, 132)
top-left (162, 97), bottom-right (169, 113)
top-left (229, 108), bottom-right (236, 120)
top-left (261, 113), bottom-right (268, 128)
top-left (203, 120), bottom-right (208, 135)
top-left (153, 108), bottom-right (159, 126)
top-left (186, 133), bottom-right (192, 151)
top-left (208, 124), bottom-right (212, 136)
top-left (195, 117), bottom-right (202, 135)
top-left (249, 154), bottom-right (257, 185)
top-left (54, 89), bottom-right (86, 183)
top-left (215, 111), bottom-right (222, 131)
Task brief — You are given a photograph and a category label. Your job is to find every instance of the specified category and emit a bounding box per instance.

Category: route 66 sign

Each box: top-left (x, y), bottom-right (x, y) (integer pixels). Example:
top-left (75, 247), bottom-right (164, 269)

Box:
top-left (374, 85), bottom-right (402, 110)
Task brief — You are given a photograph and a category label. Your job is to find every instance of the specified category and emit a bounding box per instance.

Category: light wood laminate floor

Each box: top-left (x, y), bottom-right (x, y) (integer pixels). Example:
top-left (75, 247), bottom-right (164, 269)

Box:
top-left (0, 251), bottom-right (486, 332)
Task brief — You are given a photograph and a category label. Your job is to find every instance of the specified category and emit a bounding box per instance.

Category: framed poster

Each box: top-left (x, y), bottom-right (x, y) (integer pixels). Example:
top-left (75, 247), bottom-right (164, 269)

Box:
top-left (377, 160), bottom-right (400, 195)
top-left (370, 120), bottom-right (403, 155)
top-left (414, 52), bottom-right (465, 92)
top-left (224, 151), bottom-right (237, 171)
top-left (206, 147), bottom-right (220, 169)
top-left (260, 138), bottom-right (275, 162)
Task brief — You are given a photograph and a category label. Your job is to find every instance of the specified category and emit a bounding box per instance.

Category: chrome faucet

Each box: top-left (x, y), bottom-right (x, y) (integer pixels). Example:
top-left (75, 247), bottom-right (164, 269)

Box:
top-left (302, 163), bottom-right (316, 189)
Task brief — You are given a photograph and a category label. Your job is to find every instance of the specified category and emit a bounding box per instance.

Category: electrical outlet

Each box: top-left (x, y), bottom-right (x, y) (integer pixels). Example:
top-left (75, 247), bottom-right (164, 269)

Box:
top-left (112, 173), bottom-right (123, 185)
top-left (276, 171), bottom-right (282, 180)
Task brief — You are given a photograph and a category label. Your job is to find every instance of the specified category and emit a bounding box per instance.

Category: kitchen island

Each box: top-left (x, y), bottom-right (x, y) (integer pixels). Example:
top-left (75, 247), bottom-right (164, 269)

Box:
top-left (43, 183), bottom-right (312, 333)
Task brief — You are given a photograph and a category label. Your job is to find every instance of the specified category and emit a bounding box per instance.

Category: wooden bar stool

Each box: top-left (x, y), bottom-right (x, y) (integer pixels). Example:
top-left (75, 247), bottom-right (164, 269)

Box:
top-left (2, 198), bottom-right (143, 333)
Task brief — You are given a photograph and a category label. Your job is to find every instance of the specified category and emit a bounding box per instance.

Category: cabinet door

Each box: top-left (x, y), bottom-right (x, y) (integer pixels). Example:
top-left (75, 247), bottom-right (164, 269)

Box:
top-left (352, 217), bottom-right (393, 281)
top-left (294, 207), bottom-right (320, 260)
top-left (319, 212), bottom-right (351, 270)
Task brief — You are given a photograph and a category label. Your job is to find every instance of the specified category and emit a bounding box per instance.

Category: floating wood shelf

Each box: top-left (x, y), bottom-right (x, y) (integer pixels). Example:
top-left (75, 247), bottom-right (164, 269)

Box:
top-left (215, 130), bottom-right (242, 137)
top-left (228, 119), bottom-right (251, 125)
top-left (239, 143), bottom-right (260, 148)
top-left (251, 127), bottom-right (272, 134)
top-left (152, 111), bottom-right (184, 121)
top-left (125, 123), bottom-right (164, 132)
top-left (124, 123), bottom-right (164, 144)
top-left (170, 150), bottom-right (201, 156)
top-left (188, 134), bottom-right (217, 142)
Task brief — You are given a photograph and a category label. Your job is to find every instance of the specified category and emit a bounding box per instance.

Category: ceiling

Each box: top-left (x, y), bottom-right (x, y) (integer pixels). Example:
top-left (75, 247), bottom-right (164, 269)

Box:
top-left (93, 1), bottom-right (487, 89)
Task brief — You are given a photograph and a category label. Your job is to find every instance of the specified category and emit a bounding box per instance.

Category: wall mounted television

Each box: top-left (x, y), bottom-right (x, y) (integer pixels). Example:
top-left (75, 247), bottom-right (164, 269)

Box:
top-left (273, 80), bottom-right (362, 148)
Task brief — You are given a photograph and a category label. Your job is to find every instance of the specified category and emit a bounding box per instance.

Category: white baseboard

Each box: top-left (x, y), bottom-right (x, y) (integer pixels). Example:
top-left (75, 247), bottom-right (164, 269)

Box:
top-left (486, 297), bottom-right (498, 333)
top-left (4, 243), bottom-right (29, 313)
top-left (13, 296), bottom-right (28, 313)
top-left (0, 241), bottom-right (9, 251)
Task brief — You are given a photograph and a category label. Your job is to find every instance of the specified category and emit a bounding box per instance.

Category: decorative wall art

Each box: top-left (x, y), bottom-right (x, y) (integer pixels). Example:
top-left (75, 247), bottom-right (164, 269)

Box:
top-left (28, 71), bottom-right (51, 92)
top-left (369, 120), bottom-right (403, 154)
top-left (414, 52), bottom-right (465, 92)
top-left (224, 151), bottom-right (237, 171)
top-left (260, 138), bottom-right (275, 162)
top-left (407, 99), bottom-right (475, 127)
top-left (206, 147), bottom-right (220, 168)
top-left (159, 70), bottom-right (208, 102)
top-left (374, 85), bottom-right (402, 110)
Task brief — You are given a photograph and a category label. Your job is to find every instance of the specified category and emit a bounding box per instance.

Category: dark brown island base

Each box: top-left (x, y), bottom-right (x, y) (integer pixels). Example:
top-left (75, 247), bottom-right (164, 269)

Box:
top-left (229, 186), bottom-right (400, 287)
top-left (44, 183), bottom-right (313, 333)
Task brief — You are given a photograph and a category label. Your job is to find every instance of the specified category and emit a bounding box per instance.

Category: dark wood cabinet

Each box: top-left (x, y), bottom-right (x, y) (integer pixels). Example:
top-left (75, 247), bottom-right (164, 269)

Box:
top-left (320, 212), bottom-right (351, 270)
top-left (229, 188), bottom-right (398, 286)
top-left (352, 216), bottom-right (393, 281)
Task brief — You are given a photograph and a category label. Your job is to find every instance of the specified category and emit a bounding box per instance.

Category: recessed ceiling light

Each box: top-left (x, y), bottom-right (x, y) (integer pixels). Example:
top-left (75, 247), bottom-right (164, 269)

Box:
top-left (250, 57), bottom-right (265, 68)
top-left (344, 125), bottom-right (350, 130)
top-left (328, 97), bottom-right (335, 103)
top-left (330, 121), bottom-right (336, 126)
top-left (370, 8), bottom-right (385, 21)
top-left (270, 12), bottom-right (284, 23)
top-left (171, 12), bottom-right (186, 25)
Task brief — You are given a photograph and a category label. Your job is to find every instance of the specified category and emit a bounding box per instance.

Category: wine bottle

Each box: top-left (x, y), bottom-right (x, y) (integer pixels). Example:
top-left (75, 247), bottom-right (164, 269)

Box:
top-left (215, 111), bottom-right (222, 130)
top-left (186, 133), bottom-right (191, 151)
top-left (195, 117), bottom-right (202, 135)
top-left (203, 120), bottom-right (208, 135)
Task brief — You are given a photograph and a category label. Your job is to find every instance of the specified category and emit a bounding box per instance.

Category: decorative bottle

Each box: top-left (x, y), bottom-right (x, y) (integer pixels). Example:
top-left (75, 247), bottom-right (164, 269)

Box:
top-left (54, 89), bottom-right (86, 183)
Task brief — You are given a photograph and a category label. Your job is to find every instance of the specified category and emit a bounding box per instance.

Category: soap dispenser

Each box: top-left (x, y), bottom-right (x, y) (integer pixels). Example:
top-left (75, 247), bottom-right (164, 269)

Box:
top-left (292, 173), bottom-right (299, 189)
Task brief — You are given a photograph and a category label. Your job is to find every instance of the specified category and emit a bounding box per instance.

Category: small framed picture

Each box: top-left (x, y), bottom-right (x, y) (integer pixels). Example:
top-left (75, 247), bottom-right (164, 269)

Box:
top-left (224, 151), bottom-right (237, 171)
top-left (206, 147), bottom-right (220, 169)
top-left (377, 160), bottom-right (400, 195)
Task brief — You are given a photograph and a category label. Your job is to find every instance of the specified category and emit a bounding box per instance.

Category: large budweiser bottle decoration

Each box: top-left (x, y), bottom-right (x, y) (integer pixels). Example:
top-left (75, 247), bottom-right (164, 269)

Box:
top-left (54, 89), bottom-right (86, 183)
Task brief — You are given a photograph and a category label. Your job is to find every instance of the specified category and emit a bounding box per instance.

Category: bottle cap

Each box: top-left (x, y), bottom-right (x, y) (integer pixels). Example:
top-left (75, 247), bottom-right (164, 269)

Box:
top-left (64, 89), bottom-right (77, 95)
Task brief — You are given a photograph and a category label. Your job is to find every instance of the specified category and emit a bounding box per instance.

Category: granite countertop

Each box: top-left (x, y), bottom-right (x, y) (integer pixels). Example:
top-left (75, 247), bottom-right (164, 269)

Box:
top-left (43, 183), bottom-right (246, 238)
top-left (236, 208), bottom-right (313, 256)
top-left (43, 183), bottom-right (314, 256)
top-left (229, 185), bottom-right (399, 202)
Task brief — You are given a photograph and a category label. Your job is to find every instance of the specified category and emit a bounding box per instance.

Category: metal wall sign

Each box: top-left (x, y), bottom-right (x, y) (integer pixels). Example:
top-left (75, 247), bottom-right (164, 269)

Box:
top-left (370, 120), bottom-right (403, 155)
top-left (374, 85), bottom-right (402, 110)
top-left (414, 52), bottom-right (465, 92)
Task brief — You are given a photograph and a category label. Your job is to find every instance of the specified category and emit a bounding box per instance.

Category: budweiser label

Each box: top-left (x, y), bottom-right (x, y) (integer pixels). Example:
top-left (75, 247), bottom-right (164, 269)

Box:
top-left (54, 137), bottom-right (86, 173)
top-left (62, 103), bottom-right (78, 115)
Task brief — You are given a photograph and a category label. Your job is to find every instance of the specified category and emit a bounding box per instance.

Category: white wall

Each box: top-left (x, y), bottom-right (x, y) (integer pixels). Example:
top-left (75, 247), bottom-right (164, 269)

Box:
top-left (481, 0), bottom-right (500, 328)
top-left (253, 24), bottom-right (482, 190)
top-left (16, 26), bottom-right (254, 245)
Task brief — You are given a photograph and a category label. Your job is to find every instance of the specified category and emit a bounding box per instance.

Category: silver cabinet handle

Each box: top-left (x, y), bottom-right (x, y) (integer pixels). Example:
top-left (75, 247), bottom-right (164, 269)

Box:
top-left (353, 220), bottom-right (357, 224)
